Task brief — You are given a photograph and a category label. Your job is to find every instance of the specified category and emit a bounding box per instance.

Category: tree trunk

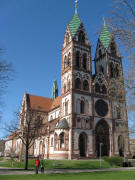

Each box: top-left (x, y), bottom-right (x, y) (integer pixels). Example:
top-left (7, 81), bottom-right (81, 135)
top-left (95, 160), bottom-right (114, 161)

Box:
top-left (25, 142), bottom-right (29, 170)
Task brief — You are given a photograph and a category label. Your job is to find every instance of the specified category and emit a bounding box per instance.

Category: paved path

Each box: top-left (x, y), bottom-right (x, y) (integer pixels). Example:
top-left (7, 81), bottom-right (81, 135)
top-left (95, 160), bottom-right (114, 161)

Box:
top-left (0, 167), bottom-right (135, 175)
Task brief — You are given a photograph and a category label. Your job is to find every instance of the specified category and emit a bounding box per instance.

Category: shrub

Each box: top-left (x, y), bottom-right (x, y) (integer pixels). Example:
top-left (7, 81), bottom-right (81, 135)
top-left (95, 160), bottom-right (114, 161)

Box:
top-left (103, 156), bottom-right (124, 167)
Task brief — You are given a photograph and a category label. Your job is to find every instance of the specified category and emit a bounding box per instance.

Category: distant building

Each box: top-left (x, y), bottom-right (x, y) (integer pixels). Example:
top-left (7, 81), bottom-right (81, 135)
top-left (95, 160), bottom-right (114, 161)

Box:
top-left (5, 2), bottom-right (130, 159)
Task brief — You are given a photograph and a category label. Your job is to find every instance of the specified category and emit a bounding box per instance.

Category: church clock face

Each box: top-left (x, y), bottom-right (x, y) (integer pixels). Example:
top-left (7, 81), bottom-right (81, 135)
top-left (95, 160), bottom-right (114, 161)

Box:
top-left (95, 99), bottom-right (108, 117)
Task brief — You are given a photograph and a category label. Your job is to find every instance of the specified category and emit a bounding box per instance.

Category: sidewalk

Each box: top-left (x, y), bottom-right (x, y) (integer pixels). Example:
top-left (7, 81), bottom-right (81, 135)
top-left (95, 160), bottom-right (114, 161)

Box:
top-left (0, 167), bottom-right (135, 175)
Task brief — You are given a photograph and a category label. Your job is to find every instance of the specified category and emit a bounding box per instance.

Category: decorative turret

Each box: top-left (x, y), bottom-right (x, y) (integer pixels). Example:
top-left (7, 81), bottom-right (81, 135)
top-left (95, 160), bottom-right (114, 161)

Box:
top-left (51, 79), bottom-right (58, 101)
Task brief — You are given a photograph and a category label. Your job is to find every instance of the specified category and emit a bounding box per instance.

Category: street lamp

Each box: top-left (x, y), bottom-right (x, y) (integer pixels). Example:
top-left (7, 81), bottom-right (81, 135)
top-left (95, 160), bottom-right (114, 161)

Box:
top-left (100, 143), bottom-right (103, 168)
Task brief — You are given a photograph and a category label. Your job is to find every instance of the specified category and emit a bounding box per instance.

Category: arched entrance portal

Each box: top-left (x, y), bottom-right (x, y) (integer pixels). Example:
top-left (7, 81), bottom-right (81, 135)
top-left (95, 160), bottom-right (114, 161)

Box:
top-left (118, 135), bottom-right (124, 156)
top-left (79, 132), bottom-right (87, 157)
top-left (95, 120), bottom-right (110, 156)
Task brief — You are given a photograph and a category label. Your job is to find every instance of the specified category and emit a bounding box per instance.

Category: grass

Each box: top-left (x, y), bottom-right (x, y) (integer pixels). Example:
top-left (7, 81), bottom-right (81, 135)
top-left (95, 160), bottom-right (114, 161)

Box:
top-left (0, 171), bottom-right (135, 180)
top-left (0, 157), bottom-right (3, 161)
top-left (0, 159), bottom-right (112, 169)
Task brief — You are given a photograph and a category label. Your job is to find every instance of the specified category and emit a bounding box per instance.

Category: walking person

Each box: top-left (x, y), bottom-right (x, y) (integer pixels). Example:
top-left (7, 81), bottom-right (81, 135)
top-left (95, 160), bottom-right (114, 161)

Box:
top-left (40, 157), bottom-right (45, 174)
top-left (35, 156), bottom-right (40, 174)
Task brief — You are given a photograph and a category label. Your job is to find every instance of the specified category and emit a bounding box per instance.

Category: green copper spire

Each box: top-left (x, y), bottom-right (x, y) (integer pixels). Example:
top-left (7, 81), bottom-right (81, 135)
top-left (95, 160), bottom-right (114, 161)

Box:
top-left (99, 20), bottom-right (111, 49)
top-left (68, 12), bottom-right (81, 38)
top-left (68, 0), bottom-right (81, 38)
top-left (51, 79), bottom-right (58, 101)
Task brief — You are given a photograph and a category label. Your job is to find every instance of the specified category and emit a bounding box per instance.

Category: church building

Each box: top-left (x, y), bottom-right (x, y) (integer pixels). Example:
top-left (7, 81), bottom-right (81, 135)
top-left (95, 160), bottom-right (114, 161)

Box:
top-left (6, 2), bottom-right (130, 159)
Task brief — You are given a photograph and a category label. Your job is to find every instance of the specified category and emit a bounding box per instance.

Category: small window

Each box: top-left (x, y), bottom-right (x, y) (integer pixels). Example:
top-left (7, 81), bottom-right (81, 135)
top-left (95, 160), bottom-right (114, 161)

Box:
top-left (115, 65), bottom-right (119, 78)
top-left (64, 84), bottom-right (66, 93)
top-left (75, 78), bottom-right (81, 89)
top-left (99, 49), bottom-right (102, 57)
top-left (86, 119), bottom-right (89, 129)
top-left (95, 83), bottom-right (100, 93)
top-left (83, 54), bottom-right (87, 70)
top-left (60, 132), bottom-right (64, 145)
top-left (99, 65), bottom-right (104, 74)
top-left (102, 84), bottom-right (107, 94)
top-left (67, 53), bottom-right (71, 66)
top-left (111, 42), bottom-right (116, 55)
top-left (64, 56), bottom-right (67, 69)
top-left (68, 80), bottom-right (70, 91)
top-left (51, 137), bottom-right (54, 147)
top-left (77, 119), bottom-right (81, 128)
top-left (65, 101), bottom-right (68, 115)
top-left (110, 63), bottom-right (114, 78)
top-left (78, 31), bottom-right (85, 43)
top-left (75, 51), bottom-right (80, 68)
top-left (83, 80), bottom-right (89, 91)
top-left (80, 101), bottom-right (85, 114)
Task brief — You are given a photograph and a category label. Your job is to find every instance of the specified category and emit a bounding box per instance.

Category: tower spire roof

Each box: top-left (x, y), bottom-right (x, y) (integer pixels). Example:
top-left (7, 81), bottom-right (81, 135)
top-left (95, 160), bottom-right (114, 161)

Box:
top-left (68, 1), bottom-right (81, 38)
top-left (99, 18), bottom-right (111, 49)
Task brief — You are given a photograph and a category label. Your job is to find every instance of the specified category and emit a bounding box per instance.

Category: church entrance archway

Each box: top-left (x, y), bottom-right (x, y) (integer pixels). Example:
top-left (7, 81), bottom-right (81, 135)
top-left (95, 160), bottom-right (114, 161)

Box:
top-left (118, 135), bottom-right (124, 156)
top-left (79, 132), bottom-right (87, 157)
top-left (95, 120), bottom-right (110, 156)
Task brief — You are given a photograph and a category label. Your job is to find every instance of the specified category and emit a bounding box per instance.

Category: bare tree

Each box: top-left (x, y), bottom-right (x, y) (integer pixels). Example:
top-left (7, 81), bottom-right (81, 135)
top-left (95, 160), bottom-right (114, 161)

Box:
top-left (108, 0), bottom-right (135, 49)
top-left (0, 49), bottom-right (14, 122)
top-left (5, 109), bottom-right (43, 170)
top-left (108, 0), bottom-right (135, 137)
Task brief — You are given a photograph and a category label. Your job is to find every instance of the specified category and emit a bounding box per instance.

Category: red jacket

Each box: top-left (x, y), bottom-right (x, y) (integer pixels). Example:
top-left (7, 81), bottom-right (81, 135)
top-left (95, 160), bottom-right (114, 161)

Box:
top-left (35, 158), bottom-right (40, 166)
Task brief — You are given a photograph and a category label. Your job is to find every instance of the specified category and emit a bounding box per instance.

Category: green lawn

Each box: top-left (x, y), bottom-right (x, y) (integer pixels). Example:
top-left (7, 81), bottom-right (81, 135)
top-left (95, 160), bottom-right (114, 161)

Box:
top-left (0, 159), bottom-right (111, 169)
top-left (0, 157), bottom-right (3, 161)
top-left (0, 171), bottom-right (135, 180)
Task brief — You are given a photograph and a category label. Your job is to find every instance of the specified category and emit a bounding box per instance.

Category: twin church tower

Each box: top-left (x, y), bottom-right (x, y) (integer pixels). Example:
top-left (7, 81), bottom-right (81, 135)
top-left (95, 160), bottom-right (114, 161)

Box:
top-left (19, 3), bottom-right (130, 159)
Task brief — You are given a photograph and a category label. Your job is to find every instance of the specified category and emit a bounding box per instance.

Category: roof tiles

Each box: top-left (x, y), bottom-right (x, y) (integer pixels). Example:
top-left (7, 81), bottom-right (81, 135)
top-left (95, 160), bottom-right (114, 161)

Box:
top-left (99, 25), bottom-right (111, 49)
top-left (28, 94), bottom-right (61, 112)
top-left (68, 12), bottom-right (81, 37)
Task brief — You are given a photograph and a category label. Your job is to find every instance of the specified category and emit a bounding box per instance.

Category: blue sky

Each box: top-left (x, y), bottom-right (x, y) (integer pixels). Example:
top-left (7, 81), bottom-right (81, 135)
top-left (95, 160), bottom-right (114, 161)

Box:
top-left (0, 0), bottom-right (115, 138)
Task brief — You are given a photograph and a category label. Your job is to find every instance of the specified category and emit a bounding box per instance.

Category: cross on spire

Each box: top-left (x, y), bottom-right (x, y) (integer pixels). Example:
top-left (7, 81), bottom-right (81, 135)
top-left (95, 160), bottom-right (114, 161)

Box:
top-left (75, 0), bottom-right (79, 14)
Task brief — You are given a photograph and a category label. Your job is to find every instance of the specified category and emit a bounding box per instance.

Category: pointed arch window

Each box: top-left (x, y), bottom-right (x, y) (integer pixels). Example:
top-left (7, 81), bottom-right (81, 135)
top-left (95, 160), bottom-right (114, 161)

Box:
top-left (65, 101), bottom-right (68, 115)
top-left (60, 132), bottom-right (65, 147)
top-left (80, 100), bottom-right (85, 114)
top-left (78, 30), bottom-right (85, 43)
top-left (64, 56), bottom-right (67, 69)
top-left (102, 84), bottom-right (107, 94)
top-left (110, 63), bottom-right (114, 78)
top-left (67, 52), bottom-right (71, 66)
top-left (68, 80), bottom-right (70, 91)
top-left (77, 119), bottom-right (81, 128)
top-left (83, 53), bottom-right (87, 70)
top-left (75, 78), bottom-right (81, 89)
top-left (115, 65), bottom-right (119, 78)
top-left (64, 84), bottom-right (66, 93)
top-left (75, 51), bottom-right (80, 68)
top-left (99, 49), bottom-right (102, 57)
top-left (51, 137), bottom-right (54, 147)
top-left (110, 42), bottom-right (116, 55)
top-left (83, 80), bottom-right (89, 91)
top-left (99, 65), bottom-right (104, 74)
top-left (95, 83), bottom-right (100, 93)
